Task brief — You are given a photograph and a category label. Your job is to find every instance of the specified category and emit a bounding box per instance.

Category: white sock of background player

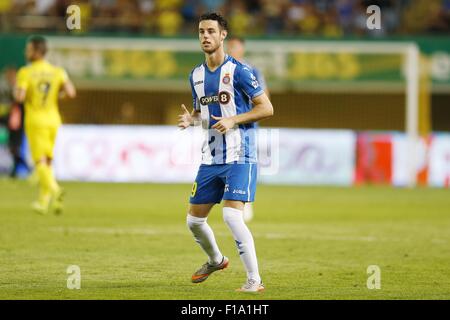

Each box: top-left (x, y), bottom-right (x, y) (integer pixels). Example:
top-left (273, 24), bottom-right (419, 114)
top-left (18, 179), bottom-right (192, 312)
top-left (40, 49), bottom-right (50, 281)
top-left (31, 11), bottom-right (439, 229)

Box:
top-left (243, 202), bottom-right (254, 222)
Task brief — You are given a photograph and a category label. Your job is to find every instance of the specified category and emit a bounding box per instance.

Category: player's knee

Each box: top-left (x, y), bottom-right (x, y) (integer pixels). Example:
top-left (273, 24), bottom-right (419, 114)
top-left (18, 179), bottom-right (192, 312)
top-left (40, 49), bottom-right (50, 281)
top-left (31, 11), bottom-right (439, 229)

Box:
top-left (35, 157), bottom-right (46, 166)
top-left (223, 206), bottom-right (244, 224)
top-left (223, 200), bottom-right (245, 211)
top-left (186, 214), bottom-right (207, 231)
top-left (188, 204), bottom-right (212, 218)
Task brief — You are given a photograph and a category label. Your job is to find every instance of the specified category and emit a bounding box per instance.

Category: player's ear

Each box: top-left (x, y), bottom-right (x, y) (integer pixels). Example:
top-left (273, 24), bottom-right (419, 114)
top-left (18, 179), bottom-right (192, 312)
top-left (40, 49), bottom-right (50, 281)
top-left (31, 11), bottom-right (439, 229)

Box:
top-left (221, 30), bottom-right (227, 42)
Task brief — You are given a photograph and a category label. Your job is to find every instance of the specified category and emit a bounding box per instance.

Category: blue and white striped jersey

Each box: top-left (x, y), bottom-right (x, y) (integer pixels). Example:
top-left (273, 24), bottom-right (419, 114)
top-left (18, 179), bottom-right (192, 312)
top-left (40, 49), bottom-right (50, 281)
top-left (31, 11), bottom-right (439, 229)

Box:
top-left (189, 55), bottom-right (264, 165)
top-left (242, 60), bottom-right (267, 92)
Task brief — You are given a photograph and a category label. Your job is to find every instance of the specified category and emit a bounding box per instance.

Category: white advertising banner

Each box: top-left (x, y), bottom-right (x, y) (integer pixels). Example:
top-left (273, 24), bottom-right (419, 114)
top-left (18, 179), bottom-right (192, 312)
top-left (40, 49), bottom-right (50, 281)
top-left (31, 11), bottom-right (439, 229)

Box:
top-left (54, 125), bottom-right (356, 185)
top-left (391, 133), bottom-right (450, 187)
top-left (258, 129), bottom-right (356, 186)
top-left (428, 134), bottom-right (450, 187)
top-left (54, 125), bottom-right (202, 182)
top-left (391, 134), bottom-right (430, 187)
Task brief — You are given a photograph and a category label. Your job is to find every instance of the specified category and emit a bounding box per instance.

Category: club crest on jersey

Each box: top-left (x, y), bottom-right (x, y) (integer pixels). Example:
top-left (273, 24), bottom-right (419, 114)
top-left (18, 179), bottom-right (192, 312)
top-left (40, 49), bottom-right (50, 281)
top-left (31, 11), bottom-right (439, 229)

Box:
top-left (222, 73), bottom-right (231, 84)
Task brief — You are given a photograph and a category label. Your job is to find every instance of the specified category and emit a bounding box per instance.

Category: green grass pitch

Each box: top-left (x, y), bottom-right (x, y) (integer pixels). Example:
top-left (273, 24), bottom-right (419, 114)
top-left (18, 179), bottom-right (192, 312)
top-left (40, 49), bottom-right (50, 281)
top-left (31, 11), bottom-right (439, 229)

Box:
top-left (0, 179), bottom-right (449, 299)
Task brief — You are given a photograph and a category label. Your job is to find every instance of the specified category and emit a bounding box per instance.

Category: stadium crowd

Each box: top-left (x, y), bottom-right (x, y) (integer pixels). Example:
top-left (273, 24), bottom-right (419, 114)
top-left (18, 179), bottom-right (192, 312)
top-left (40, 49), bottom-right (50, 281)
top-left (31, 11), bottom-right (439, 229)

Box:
top-left (0, 0), bottom-right (449, 36)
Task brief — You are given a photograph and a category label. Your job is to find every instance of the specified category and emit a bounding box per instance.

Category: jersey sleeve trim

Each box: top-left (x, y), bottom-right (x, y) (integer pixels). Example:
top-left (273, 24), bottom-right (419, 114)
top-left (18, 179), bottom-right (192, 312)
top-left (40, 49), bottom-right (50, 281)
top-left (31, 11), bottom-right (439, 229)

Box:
top-left (250, 89), bottom-right (264, 100)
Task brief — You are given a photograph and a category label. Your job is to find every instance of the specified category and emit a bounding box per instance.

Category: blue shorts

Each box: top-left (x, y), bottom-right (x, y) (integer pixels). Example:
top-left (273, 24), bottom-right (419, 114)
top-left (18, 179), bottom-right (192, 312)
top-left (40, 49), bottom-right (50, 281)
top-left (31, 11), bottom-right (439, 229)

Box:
top-left (190, 163), bottom-right (257, 204)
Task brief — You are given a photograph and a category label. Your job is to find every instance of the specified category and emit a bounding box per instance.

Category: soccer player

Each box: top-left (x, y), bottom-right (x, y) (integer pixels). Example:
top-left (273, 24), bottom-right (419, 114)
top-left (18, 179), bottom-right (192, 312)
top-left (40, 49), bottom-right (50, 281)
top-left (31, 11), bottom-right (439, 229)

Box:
top-left (14, 36), bottom-right (76, 215)
top-left (226, 36), bottom-right (270, 222)
top-left (178, 13), bottom-right (274, 292)
top-left (0, 66), bottom-right (28, 178)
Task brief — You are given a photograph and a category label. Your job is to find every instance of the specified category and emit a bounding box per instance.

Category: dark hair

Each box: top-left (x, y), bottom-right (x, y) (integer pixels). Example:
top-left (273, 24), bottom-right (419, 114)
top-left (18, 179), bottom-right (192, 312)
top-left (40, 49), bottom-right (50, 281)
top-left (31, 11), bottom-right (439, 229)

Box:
top-left (199, 12), bottom-right (228, 31)
top-left (227, 36), bottom-right (245, 44)
top-left (28, 35), bottom-right (47, 55)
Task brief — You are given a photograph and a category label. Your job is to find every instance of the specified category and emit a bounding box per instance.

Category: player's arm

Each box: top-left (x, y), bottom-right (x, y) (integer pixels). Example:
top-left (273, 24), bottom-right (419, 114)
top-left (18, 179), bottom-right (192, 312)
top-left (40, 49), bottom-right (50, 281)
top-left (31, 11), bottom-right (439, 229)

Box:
top-left (236, 92), bottom-right (273, 124)
top-left (178, 104), bottom-right (201, 129)
top-left (14, 87), bottom-right (26, 103)
top-left (13, 68), bottom-right (27, 103)
top-left (211, 66), bottom-right (273, 134)
top-left (211, 93), bottom-right (273, 134)
top-left (263, 88), bottom-right (270, 100)
top-left (59, 68), bottom-right (76, 99)
top-left (178, 72), bottom-right (201, 129)
top-left (60, 79), bottom-right (76, 99)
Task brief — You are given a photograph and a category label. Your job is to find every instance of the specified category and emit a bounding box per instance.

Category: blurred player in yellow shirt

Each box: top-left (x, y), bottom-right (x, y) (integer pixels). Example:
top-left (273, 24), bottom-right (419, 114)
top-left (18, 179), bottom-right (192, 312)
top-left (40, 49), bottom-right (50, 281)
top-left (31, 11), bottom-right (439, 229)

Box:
top-left (14, 36), bottom-right (76, 215)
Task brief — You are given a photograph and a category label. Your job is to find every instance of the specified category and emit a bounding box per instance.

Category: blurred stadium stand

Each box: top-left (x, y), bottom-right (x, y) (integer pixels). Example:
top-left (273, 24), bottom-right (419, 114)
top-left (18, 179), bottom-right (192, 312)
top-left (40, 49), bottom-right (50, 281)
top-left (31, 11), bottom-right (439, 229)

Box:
top-left (0, 0), bottom-right (449, 36)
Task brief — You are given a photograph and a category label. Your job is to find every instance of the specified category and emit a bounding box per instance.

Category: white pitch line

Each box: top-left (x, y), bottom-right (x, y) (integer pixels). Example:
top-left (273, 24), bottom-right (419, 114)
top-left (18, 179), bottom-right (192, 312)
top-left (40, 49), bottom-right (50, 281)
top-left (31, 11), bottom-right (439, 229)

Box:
top-left (48, 226), bottom-right (448, 244)
top-left (48, 227), bottom-right (170, 236)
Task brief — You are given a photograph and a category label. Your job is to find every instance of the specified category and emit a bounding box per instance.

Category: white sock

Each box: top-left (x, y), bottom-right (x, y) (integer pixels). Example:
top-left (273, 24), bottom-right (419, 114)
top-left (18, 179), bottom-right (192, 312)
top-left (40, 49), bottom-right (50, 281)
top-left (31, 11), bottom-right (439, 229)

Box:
top-left (186, 214), bottom-right (223, 265)
top-left (223, 207), bottom-right (261, 283)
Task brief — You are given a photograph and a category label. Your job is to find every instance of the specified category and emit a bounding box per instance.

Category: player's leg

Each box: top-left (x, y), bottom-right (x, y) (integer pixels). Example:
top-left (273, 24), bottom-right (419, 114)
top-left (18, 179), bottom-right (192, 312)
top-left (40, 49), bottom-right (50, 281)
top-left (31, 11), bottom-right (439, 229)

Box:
top-left (26, 126), bottom-right (52, 214)
top-left (8, 130), bottom-right (21, 178)
top-left (46, 125), bottom-right (60, 193)
top-left (32, 157), bottom-right (52, 214)
top-left (222, 163), bottom-right (263, 292)
top-left (188, 165), bottom-right (228, 283)
top-left (188, 203), bottom-right (228, 283)
top-left (188, 203), bottom-right (222, 264)
top-left (35, 126), bottom-right (62, 214)
top-left (40, 156), bottom-right (59, 194)
top-left (46, 125), bottom-right (64, 214)
top-left (46, 156), bottom-right (64, 215)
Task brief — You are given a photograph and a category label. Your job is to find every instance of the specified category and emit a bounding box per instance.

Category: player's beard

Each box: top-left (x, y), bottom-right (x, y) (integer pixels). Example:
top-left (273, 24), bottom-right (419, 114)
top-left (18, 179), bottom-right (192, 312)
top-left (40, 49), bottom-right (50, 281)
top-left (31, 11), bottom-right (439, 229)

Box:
top-left (202, 41), bottom-right (220, 54)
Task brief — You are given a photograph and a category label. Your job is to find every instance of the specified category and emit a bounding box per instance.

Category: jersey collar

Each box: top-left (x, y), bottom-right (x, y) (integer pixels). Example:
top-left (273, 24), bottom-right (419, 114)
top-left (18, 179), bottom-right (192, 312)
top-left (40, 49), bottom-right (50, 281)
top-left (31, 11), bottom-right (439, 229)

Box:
top-left (203, 54), bottom-right (229, 74)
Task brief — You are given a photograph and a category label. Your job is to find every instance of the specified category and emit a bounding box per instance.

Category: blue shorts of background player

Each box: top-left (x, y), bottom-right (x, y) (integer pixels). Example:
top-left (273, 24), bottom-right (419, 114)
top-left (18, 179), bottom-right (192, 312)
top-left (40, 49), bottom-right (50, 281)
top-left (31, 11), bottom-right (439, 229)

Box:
top-left (190, 163), bottom-right (257, 204)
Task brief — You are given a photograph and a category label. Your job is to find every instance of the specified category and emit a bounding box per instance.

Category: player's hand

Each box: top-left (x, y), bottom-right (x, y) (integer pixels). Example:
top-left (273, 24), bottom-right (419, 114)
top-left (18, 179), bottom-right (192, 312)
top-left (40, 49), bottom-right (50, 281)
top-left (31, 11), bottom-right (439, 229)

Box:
top-left (211, 115), bottom-right (236, 134)
top-left (178, 104), bottom-right (192, 130)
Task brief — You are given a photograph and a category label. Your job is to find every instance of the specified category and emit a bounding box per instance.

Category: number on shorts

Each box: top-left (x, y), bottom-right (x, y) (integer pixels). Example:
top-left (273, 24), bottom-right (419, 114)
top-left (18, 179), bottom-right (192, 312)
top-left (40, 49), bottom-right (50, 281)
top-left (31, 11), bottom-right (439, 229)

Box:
top-left (191, 182), bottom-right (197, 197)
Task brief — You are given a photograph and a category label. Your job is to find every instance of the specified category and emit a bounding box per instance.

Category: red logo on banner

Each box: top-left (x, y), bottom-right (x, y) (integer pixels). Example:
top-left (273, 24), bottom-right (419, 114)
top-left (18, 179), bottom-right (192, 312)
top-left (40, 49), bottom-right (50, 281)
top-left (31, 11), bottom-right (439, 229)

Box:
top-left (354, 133), bottom-right (392, 185)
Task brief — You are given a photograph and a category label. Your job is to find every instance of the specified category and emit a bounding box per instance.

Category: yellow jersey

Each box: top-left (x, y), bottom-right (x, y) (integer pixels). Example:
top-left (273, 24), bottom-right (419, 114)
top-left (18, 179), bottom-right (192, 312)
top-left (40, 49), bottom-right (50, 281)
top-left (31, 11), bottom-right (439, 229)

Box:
top-left (16, 60), bottom-right (68, 128)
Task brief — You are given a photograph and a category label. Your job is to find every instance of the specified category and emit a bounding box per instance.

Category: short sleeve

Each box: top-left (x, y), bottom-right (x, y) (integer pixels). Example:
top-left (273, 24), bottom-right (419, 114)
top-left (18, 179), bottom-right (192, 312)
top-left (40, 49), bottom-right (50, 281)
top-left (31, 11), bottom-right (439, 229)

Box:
top-left (237, 65), bottom-right (264, 99)
top-left (15, 67), bottom-right (28, 91)
top-left (253, 67), bottom-right (267, 91)
top-left (189, 72), bottom-right (199, 111)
